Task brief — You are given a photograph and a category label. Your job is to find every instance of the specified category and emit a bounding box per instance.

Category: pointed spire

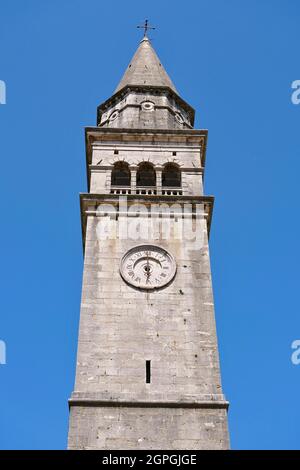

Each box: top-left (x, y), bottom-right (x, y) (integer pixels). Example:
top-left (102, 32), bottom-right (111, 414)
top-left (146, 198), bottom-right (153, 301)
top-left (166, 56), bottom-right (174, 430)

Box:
top-left (114, 37), bottom-right (178, 94)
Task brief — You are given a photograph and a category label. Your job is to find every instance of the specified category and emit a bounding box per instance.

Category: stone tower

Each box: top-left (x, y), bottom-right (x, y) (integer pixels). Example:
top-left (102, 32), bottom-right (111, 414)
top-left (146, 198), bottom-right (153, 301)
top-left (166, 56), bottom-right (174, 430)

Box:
top-left (67, 35), bottom-right (230, 450)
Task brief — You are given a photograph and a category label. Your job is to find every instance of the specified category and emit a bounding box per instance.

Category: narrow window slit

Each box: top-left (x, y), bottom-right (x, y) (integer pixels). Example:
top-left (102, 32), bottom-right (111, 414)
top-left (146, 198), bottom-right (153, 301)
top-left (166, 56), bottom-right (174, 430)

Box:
top-left (146, 360), bottom-right (151, 383)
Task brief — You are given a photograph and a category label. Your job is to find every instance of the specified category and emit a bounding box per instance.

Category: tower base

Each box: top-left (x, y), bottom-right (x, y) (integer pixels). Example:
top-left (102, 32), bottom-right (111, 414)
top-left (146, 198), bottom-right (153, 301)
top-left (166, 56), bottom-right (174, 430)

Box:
top-left (68, 397), bottom-right (230, 450)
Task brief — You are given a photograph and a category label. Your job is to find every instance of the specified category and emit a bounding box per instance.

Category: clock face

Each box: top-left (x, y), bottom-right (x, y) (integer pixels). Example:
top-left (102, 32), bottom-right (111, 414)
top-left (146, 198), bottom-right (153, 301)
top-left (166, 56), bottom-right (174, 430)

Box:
top-left (120, 245), bottom-right (176, 290)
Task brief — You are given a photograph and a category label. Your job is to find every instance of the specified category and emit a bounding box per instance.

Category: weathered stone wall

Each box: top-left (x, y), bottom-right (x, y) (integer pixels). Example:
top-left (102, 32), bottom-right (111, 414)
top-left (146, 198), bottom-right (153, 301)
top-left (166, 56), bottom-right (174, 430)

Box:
top-left (68, 211), bottom-right (229, 449)
top-left (68, 406), bottom-right (229, 450)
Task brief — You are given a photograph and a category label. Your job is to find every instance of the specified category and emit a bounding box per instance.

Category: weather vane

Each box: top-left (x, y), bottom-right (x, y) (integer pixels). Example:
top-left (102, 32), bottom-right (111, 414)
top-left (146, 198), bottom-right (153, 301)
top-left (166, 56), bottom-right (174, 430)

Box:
top-left (137, 19), bottom-right (155, 38)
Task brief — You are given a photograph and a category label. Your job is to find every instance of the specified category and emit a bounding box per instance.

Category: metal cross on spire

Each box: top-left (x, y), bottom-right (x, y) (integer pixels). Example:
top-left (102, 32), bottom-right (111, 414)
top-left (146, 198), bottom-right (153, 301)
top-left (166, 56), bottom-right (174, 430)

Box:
top-left (137, 19), bottom-right (155, 37)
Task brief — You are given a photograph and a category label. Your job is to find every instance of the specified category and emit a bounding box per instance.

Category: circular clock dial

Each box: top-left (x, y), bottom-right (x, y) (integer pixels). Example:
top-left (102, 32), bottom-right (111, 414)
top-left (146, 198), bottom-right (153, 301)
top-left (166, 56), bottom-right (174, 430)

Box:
top-left (120, 245), bottom-right (176, 290)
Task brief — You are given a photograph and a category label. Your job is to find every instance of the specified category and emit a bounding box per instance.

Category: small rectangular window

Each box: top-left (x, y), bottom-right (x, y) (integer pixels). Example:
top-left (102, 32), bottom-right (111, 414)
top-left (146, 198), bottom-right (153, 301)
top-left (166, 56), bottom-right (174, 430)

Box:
top-left (114, 150), bottom-right (119, 155)
top-left (146, 360), bottom-right (151, 383)
top-left (172, 151), bottom-right (177, 156)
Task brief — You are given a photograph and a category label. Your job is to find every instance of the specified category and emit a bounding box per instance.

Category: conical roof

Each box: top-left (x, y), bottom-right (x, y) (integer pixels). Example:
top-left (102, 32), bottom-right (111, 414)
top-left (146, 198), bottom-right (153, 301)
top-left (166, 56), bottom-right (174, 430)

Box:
top-left (115, 37), bottom-right (178, 94)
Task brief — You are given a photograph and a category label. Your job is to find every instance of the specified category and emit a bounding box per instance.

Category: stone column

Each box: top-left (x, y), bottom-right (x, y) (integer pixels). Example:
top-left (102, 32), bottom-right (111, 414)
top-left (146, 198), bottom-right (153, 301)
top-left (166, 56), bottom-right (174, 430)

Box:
top-left (156, 168), bottom-right (162, 195)
top-left (130, 167), bottom-right (137, 195)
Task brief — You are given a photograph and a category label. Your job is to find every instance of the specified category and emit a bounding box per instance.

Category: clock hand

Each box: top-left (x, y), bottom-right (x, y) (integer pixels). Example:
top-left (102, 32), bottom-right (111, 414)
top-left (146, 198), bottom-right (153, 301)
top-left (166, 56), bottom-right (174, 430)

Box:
top-left (145, 252), bottom-right (151, 283)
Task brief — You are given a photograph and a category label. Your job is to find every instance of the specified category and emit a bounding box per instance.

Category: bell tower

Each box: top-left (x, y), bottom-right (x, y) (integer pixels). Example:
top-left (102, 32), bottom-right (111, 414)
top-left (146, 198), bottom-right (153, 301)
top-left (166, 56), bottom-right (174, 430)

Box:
top-left (67, 31), bottom-right (230, 450)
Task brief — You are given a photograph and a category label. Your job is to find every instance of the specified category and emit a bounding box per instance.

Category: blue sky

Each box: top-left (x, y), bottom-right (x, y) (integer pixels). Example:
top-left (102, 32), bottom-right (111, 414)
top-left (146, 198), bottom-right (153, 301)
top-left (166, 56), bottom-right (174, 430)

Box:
top-left (0, 0), bottom-right (299, 449)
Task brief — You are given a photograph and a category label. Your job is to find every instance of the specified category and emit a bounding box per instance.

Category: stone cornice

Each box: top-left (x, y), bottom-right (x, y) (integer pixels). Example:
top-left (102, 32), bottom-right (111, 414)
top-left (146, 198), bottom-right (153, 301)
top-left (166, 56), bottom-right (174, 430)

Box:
top-left (69, 392), bottom-right (229, 410)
